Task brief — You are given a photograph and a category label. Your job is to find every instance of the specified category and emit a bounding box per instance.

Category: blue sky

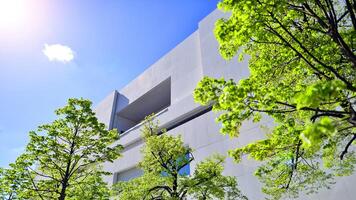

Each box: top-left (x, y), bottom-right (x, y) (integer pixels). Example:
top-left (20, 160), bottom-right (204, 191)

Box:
top-left (0, 0), bottom-right (219, 167)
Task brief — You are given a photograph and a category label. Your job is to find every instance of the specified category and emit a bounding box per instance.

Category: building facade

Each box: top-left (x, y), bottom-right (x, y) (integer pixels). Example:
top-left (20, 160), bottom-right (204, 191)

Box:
top-left (94, 9), bottom-right (356, 200)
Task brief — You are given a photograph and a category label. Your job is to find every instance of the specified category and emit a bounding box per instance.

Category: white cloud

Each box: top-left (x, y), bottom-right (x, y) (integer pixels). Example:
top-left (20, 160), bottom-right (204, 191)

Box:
top-left (43, 43), bottom-right (75, 63)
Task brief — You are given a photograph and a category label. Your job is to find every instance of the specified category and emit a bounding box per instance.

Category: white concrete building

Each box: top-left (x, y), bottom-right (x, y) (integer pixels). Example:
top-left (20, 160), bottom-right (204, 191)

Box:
top-left (94, 9), bottom-right (356, 200)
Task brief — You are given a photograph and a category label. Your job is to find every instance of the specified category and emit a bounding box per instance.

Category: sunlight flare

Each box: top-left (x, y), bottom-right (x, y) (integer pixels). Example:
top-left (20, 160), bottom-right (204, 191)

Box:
top-left (0, 0), bottom-right (28, 31)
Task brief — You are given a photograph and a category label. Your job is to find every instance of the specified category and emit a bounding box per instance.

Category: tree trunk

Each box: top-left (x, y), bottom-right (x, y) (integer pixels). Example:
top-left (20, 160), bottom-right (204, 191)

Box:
top-left (172, 172), bottom-right (179, 199)
top-left (58, 179), bottom-right (68, 200)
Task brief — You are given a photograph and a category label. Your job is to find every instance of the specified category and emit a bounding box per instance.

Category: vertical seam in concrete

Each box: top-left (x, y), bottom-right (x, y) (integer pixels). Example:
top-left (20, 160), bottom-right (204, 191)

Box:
top-left (196, 27), bottom-right (204, 79)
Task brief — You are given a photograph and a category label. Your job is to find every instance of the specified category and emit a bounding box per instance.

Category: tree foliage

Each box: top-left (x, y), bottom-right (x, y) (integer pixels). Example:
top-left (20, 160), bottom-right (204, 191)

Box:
top-left (113, 116), bottom-right (247, 200)
top-left (194, 0), bottom-right (356, 199)
top-left (0, 98), bottom-right (122, 200)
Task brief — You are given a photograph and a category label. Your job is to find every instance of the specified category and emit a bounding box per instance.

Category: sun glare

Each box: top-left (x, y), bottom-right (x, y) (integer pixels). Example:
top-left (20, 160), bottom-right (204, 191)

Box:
top-left (0, 0), bottom-right (28, 31)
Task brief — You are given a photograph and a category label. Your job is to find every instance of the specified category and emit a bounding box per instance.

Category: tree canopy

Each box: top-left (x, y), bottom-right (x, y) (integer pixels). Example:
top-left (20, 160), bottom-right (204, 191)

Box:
top-left (0, 98), bottom-right (122, 200)
top-left (194, 0), bottom-right (355, 199)
top-left (113, 116), bottom-right (247, 200)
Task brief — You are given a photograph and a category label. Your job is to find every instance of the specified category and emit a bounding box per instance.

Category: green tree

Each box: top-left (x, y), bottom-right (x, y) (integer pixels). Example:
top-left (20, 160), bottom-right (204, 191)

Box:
top-left (0, 157), bottom-right (33, 200)
top-left (194, 0), bottom-right (355, 199)
top-left (113, 116), bottom-right (246, 200)
top-left (0, 98), bottom-right (122, 200)
top-left (65, 167), bottom-right (112, 200)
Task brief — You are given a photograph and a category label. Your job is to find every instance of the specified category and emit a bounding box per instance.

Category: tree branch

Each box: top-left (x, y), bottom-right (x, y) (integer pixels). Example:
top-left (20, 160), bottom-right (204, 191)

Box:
top-left (340, 134), bottom-right (356, 160)
top-left (285, 140), bottom-right (302, 189)
top-left (345, 0), bottom-right (356, 30)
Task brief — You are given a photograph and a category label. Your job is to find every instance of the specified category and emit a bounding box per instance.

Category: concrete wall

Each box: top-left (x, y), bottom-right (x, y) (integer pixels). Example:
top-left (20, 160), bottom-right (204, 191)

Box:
top-left (94, 90), bottom-right (118, 130)
top-left (96, 9), bottom-right (356, 200)
top-left (198, 10), bottom-right (250, 81)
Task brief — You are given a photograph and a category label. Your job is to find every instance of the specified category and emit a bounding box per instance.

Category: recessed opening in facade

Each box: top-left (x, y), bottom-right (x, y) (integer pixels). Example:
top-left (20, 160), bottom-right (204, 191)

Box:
top-left (116, 77), bottom-right (171, 133)
top-left (114, 167), bottom-right (143, 183)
